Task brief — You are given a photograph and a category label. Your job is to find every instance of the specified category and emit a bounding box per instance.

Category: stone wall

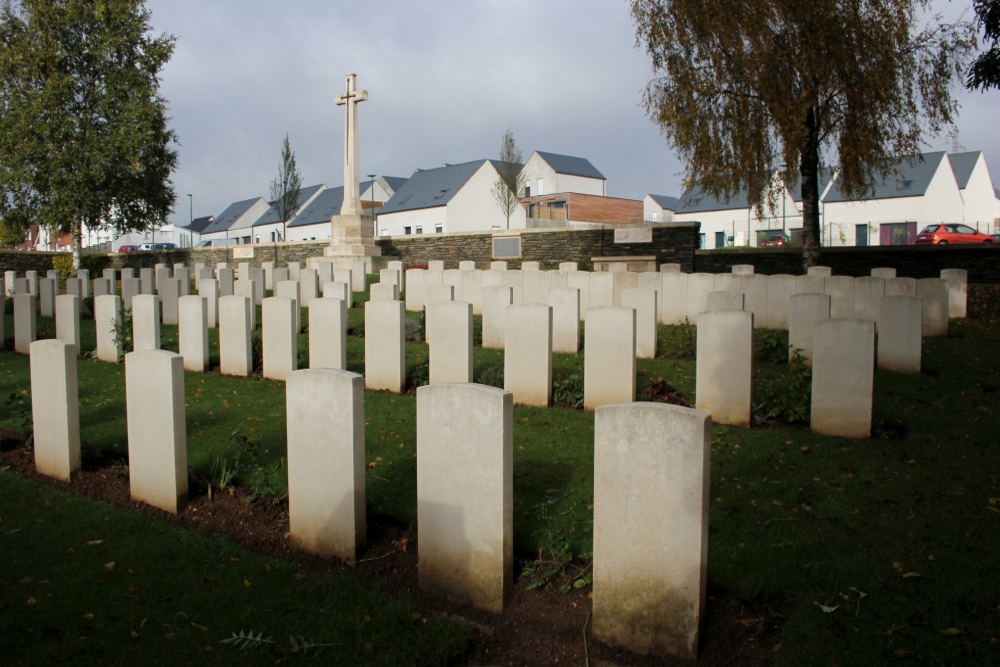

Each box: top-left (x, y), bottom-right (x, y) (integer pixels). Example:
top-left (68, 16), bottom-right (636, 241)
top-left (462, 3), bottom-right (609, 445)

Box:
top-left (695, 244), bottom-right (1000, 283)
top-left (377, 223), bottom-right (700, 271)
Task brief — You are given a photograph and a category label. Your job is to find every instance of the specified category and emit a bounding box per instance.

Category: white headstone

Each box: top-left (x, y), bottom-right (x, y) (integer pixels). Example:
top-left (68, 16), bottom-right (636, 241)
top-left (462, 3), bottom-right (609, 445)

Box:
top-left (811, 319), bottom-right (875, 438)
top-left (417, 383), bottom-right (512, 613)
top-left (262, 296), bottom-right (298, 381)
top-left (364, 299), bottom-right (405, 392)
top-left (504, 304), bottom-right (553, 406)
top-left (132, 294), bottom-right (161, 352)
top-left (593, 402), bottom-right (710, 660)
top-left (287, 368), bottom-right (367, 561)
top-left (178, 295), bottom-right (209, 372)
top-left (696, 310), bottom-right (753, 426)
top-left (877, 295), bottom-right (922, 373)
top-left (427, 300), bottom-right (473, 385)
top-left (219, 295), bottom-right (252, 377)
top-left (30, 339), bottom-right (81, 481)
top-left (584, 306), bottom-right (635, 410)
top-left (308, 297), bottom-right (347, 371)
top-left (125, 349), bottom-right (187, 513)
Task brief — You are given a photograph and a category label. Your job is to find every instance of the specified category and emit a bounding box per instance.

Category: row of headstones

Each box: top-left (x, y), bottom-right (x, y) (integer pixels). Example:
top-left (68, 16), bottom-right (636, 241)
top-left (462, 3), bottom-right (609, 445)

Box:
top-left (29, 342), bottom-right (709, 660)
top-left (379, 263), bottom-right (966, 336)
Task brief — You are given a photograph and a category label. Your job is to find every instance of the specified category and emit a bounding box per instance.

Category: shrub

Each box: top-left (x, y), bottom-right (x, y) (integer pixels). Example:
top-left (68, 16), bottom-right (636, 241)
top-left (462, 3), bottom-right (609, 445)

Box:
top-left (659, 318), bottom-right (696, 359)
top-left (753, 348), bottom-right (812, 425)
top-left (552, 373), bottom-right (584, 409)
top-left (52, 255), bottom-right (74, 282)
top-left (754, 329), bottom-right (790, 365)
top-left (406, 355), bottom-right (429, 390)
top-left (476, 363), bottom-right (504, 388)
top-left (404, 318), bottom-right (423, 342)
top-left (639, 377), bottom-right (692, 407)
top-left (111, 307), bottom-right (133, 357)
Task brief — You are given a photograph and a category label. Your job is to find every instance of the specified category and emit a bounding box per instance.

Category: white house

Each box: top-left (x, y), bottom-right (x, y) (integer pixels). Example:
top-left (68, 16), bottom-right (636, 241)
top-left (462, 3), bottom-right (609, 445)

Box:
top-left (285, 177), bottom-right (405, 241)
top-left (672, 178), bottom-right (800, 249)
top-left (200, 197), bottom-right (271, 244)
top-left (520, 150), bottom-right (606, 198)
top-left (251, 183), bottom-right (326, 244)
top-left (643, 194), bottom-right (680, 223)
top-left (376, 159), bottom-right (527, 236)
top-left (948, 151), bottom-right (999, 232)
top-left (822, 151), bottom-right (967, 246)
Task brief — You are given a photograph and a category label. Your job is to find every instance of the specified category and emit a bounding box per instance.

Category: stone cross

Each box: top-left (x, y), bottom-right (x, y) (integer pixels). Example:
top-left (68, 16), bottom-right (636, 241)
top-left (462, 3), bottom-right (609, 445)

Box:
top-left (335, 73), bottom-right (368, 217)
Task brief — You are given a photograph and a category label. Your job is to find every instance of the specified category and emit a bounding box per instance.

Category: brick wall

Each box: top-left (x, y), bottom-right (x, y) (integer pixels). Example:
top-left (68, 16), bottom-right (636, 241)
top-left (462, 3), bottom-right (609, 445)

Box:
top-left (694, 244), bottom-right (1000, 283)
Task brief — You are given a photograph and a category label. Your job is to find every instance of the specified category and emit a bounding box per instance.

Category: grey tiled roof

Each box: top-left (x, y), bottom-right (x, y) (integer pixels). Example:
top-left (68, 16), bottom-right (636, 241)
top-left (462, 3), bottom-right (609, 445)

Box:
top-left (185, 215), bottom-right (215, 234)
top-left (378, 160), bottom-right (489, 215)
top-left (676, 184), bottom-right (751, 213)
top-left (201, 197), bottom-right (264, 235)
top-left (824, 152), bottom-right (946, 203)
top-left (252, 184), bottom-right (325, 227)
top-left (287, 179), bottom-right (382, 228)
top-left (536, 151), bottom-right (605, 180)
top-left (648, 194), bottom-right (680, 210)
top-left (948, 151), bottom-right (981, 189)
top-left (381, 176), bottom-right (408, 195)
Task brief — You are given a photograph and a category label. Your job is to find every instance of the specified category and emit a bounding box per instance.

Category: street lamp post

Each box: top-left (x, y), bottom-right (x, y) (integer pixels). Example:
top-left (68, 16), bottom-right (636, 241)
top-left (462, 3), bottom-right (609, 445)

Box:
top-left (367, 173), bottom-right (377, 236)
top-left (187, 193), bottom-right (193, 246)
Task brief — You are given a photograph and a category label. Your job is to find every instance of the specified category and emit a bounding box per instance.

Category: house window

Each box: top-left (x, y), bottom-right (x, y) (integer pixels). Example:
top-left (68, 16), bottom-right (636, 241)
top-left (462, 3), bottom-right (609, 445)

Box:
top-left (698, 233), bottom-right (706, 249)
top-left (537, 178), bottom-right (544, 196)
top-left (528, 204), bottom-right (535, 217)
top-left (415, 226), bottom-right (423, 234)
top-left (270, 231), bottom-right (277, 242)
top-left (897, 179), bottom-right (914, 190)
top-left (432, 189), bottom-right (448, 200)
top-left (404, 226), bottom-right (412, 235)
top-left (380, 230), bottom-right (389, 237)
top-left (435, 225), bottom-right (443, 234)
top-left (524, 183), bottom-right (531, 197)
top-left (651, 211), bottom-right (659, 222)
top-left (715, 231), bottom-right (725, 248)
top-left (547, 200), bottom-right (566, 209)
top-left (255, 236), bottom-right (260, 243)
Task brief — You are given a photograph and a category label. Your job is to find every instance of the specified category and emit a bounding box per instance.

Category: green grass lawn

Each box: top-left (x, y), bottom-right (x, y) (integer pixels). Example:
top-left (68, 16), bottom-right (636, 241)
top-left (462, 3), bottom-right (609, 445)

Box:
top-left (2, 287), bottom-right (999, 664)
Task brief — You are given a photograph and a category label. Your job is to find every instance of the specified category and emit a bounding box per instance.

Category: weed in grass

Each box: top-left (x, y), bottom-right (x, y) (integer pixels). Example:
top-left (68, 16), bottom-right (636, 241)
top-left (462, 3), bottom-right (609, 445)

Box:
top-left (347, 319), bottom-right (365, 338)
top-left (659, 318), bottom-right (697, 359)
top-left (472, 315), bottom-right (483, 346)
top-left (552, 372), bottom-right (584, 409)
top-left (754, 328), bottom-right (789, 365)
top-left (406, 354), bottom-right (429, 390)
top-left (403, 317), bottom-right (423, 342)
top-left (638, 376), bottom-right (692, 406)
top-left (250, 333), bottom-right (263, 376)
top-left (82, 294), bottom-right (95, 320)
top-left (752, 348), bottom-right (811, 425)
top-left (200, 423), bottom-right (287, 503)
top-left (475, 363), bottom-right (504, 388)
top-left (521, 490), bottom-right (593, 593)
top-left (3, 391), bottom-right (32, 447)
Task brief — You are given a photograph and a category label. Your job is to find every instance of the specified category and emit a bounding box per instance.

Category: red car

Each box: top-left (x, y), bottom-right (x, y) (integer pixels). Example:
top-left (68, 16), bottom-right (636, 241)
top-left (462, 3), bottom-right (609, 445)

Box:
top-left (915, 224), bottom-right (994, 245)
top-left (117, 244), bottom-right (141, 253)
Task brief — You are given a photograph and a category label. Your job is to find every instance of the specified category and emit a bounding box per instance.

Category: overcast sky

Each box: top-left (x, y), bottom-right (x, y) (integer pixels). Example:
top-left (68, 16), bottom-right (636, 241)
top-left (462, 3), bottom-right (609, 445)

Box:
top-left (145, 0), bottom-right (999, 227)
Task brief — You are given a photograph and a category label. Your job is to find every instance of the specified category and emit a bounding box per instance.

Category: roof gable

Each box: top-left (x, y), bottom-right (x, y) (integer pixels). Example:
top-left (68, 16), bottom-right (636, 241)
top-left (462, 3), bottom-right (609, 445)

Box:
top-left (948, 151), bottom-right (982, 189)
top-left (535, 151), bottom-right (605, 180)
top-left (379, 160), bottom-right (488, 215)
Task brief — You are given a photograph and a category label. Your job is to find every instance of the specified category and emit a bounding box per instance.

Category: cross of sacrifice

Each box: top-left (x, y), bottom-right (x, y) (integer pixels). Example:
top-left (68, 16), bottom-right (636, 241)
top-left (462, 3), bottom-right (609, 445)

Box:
top-left (335, 73), bottom-right (368, 217)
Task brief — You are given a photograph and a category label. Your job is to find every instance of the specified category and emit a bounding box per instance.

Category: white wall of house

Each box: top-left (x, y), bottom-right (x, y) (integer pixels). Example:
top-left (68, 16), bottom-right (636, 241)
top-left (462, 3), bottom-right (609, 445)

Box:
top-left (521, 152), bottom-right (605, 197)
top-left (643, 195), bottom-right (676, 223)
top-left (447, 161), bottom-right (526, 232)
top-left (377, 205), bottom-right (448, 237)
top-left (287, 221), bottom-right (334, 242)
top-left (823, 159), bottom-right (965, 246)
top-left (958, 154), bottom-right (999, 232)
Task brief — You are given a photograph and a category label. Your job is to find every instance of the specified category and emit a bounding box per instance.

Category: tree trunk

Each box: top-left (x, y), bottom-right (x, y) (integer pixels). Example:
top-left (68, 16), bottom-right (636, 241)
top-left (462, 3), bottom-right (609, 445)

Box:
top-left (72, 219), bottom-right (82, 270)
top-left (800, 106), bottom-right (822, 270)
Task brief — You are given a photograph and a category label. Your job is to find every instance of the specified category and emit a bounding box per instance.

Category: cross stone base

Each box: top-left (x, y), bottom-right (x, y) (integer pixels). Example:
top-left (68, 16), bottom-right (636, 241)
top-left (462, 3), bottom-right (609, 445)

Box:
top-left (325, 213), bottom-right (382, 271)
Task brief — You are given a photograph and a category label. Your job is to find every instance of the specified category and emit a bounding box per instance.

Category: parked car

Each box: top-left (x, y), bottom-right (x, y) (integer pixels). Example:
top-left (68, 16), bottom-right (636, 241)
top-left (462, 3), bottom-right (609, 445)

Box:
top-left (117, 244), bottom-right (140, 253)
top-left (152, 242), bottom-right (177, 250)
top-left (195, 238), bottom-right (236, 247)
top-left (915, 224), bottom-right (994, 245)
top-left (761, 234), bottom-right (791, 248)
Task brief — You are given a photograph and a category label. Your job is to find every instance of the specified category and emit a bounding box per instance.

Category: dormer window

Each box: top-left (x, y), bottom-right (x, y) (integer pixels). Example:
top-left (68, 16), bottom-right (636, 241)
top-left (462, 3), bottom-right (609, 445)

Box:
top-left (897, 179), bottom-right (914, 190)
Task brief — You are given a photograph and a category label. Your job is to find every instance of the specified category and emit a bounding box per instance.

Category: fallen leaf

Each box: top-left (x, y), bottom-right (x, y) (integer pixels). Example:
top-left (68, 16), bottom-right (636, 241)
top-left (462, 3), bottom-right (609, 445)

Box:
top-left (87, 540), bottom-right (104, 545)
top-left (105, 562), bottom-right (116, 571)
top-left (813, 601), bottom-right (839, 613)
top-left (902, 572), bottom-right (922, 578)
top-left (939, 627), bottom-right (963, 636)
top-left (242, 579), bottom-right (251, 587)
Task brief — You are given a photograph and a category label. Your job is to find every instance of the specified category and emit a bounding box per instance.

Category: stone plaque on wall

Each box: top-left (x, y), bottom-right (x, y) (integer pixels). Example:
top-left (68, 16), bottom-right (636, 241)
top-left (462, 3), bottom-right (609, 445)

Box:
top-left (233, 246), bottom-right (255, 259)
top-left (614, 228), bottom-right (652, 244)
top-left (492, 236), bottom-right (521, 258)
